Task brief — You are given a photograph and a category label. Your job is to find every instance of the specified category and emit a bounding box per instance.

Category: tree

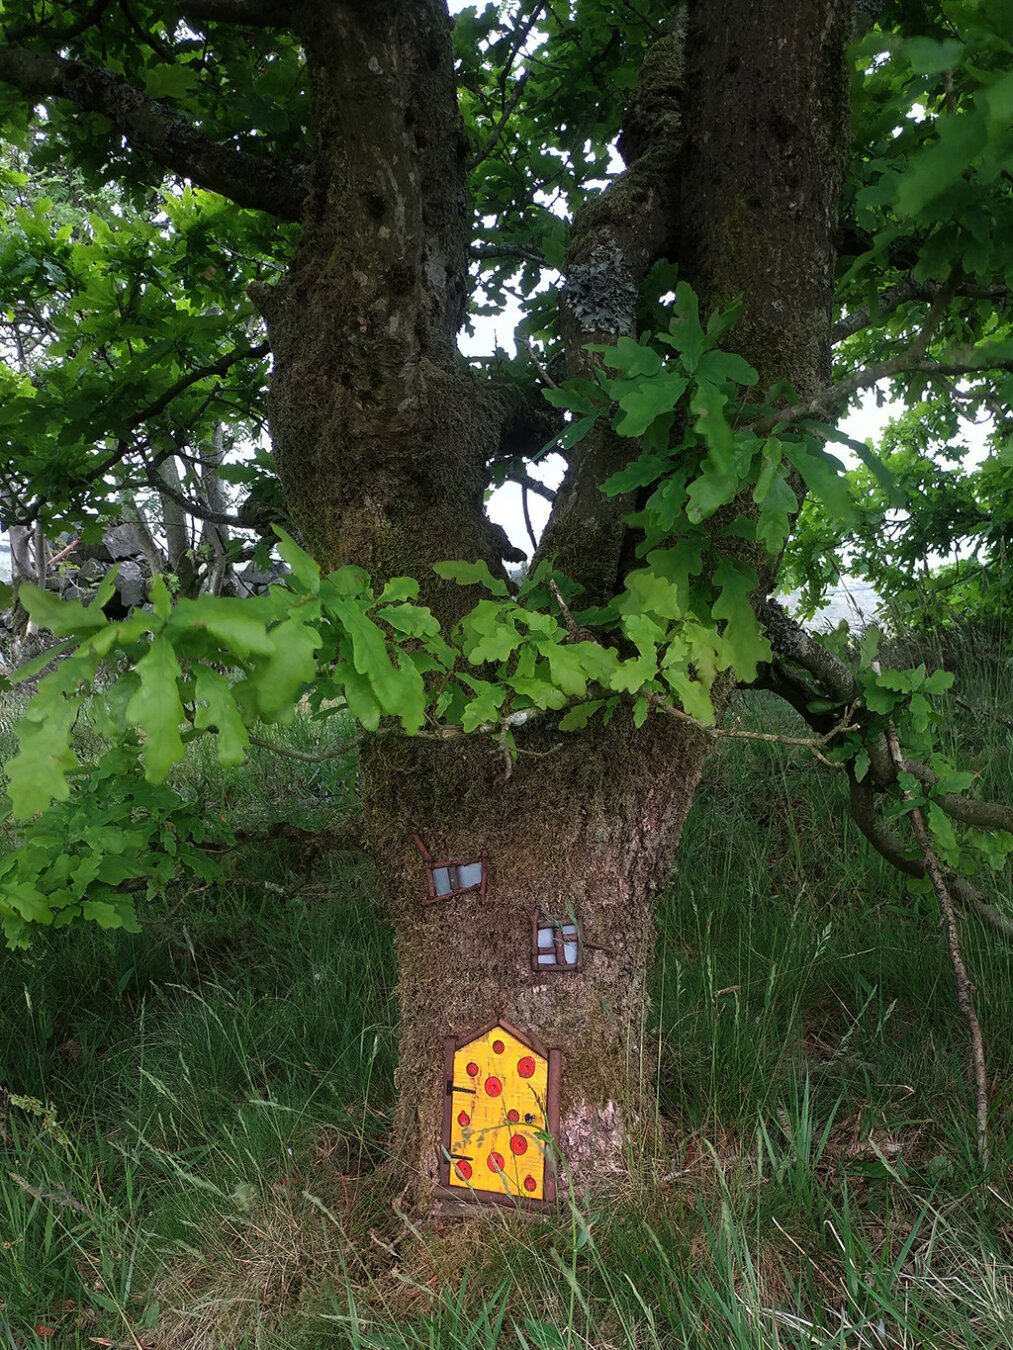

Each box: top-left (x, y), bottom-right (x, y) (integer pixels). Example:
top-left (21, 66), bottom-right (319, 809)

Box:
top-left (1, 0), bottom-right (1011, 1210)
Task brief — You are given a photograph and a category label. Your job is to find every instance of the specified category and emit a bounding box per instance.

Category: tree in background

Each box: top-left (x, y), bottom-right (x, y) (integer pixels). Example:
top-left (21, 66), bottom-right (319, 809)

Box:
top-left (0, 0), bottom-right (1011, 1208)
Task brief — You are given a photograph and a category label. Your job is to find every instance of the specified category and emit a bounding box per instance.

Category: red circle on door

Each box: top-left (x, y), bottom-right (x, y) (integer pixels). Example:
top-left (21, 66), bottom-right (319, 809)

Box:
top-left (455, 1160), bottom-right (473, 1180)
top-left (466, 1062), bottom-right (479, 1077)
top-left (523, 1174), bottom-right (537, 1192)
top-left (510, 1134), bottom-right (527, 1155)
top-left (485, 1076), bottom-right (502, 1097)
top-left (507, 1109), bottom-right (519, 1123)
top-left (493, 1039), bottom-right (505, 1053)
top-left (517, 1056), bottom-right (536, 1078)
top-left (457, 1111), bottom-right (470, 1127)
top-left (488, 1151), bottom-right (505, 1172)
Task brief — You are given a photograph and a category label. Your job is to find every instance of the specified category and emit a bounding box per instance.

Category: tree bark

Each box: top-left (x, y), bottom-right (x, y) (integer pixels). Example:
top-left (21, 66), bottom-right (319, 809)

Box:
top-left (260, 0), bottom-right (851, 1212)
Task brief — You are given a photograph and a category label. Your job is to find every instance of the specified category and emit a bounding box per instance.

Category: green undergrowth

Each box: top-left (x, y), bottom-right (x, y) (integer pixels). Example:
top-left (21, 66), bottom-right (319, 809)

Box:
top-left (2, 642), bottom-right (1013, 1348)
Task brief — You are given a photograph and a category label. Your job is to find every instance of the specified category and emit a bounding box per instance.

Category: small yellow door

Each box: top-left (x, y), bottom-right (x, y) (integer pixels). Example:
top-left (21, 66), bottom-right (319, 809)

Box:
top-left (447, 1024), bottom-right (549, 1200)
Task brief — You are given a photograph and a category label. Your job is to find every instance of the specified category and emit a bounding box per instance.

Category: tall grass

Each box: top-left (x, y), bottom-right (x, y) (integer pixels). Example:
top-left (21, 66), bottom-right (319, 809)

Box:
top-left (2, 650), bottom-right (1013, 1347)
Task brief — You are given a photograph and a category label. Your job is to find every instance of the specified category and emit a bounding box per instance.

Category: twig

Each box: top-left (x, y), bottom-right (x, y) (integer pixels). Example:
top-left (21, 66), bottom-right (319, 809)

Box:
top-left (521, 482), bottom-right (538, 553)
top-left (549, 578), bottom-right (579, 637)
top-left (468, 70), bottom-right (531, 170)
top-left (247, 733), bottom-right (354, 763)
top-left (651, 693), bottom-right (857, 750)
top-left (521, 335), bottom-right (559, 389)
top-left (881, 706), bottom-right (990, 1167)
top-left (46, 537), bottom-right (78, 570)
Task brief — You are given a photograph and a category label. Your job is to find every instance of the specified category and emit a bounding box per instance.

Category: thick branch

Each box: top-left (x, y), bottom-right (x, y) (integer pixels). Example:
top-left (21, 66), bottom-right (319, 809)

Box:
top-left (535, 20), bottom-right (685, 600)
top-left (179, 0), bottom-right (292, 24)
top-left (0, 46), bottom-right (306, 219)
top-left (832, 280), bottom-right (1009, 345)
top-left (763, 346), bottom-right (1013, 430)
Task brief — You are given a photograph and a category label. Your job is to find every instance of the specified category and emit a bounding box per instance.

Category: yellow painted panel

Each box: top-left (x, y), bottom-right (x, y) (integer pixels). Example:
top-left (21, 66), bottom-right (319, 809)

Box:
top-left (448, 1025), bottom-right (548, 1201)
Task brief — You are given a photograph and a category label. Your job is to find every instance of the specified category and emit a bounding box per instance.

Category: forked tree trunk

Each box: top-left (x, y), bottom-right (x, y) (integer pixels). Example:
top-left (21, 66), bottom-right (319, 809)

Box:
top-left (260, 0), bottom-right (850, 1211)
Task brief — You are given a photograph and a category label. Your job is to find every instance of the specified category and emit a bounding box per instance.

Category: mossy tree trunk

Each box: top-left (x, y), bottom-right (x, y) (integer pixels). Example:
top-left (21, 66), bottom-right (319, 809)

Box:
top-left (258, 0), bottom-right (850, 1211)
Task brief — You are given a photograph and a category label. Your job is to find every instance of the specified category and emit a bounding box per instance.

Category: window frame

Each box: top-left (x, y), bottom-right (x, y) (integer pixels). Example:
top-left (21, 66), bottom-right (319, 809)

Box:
top-left (530, 909), bottom-right (583, 973)
top-left (412, 834), bottom-right (488, 904)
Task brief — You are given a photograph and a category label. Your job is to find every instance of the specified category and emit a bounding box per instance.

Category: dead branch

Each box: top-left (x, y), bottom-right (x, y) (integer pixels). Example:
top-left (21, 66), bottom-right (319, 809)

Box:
top-left (881, 712), bottom-right (990, 1167)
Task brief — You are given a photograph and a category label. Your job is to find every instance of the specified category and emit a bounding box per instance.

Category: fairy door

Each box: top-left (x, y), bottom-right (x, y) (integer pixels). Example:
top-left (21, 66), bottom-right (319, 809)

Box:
top-left (440, 1020), bottom-right (560, 1207)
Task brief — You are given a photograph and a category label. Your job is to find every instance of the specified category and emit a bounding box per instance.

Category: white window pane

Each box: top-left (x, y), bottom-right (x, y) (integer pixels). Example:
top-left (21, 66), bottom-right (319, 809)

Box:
top-left (561, 924), bottom-right (578, 938)
top-left (563, 941), bottom-right (579, 965)
top-left (537, 927), bottom-right (554, 949)
top-left (433, 866), bottom-right (452, 896)
top-left (537, 953), bottom-right (556, 965)
top-left (457, 861), bottom-right (483, 889)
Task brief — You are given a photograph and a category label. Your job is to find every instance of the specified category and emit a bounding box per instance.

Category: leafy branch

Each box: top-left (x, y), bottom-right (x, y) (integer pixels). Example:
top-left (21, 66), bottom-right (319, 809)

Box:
top-left (0, 46), bottom-right (307, 218)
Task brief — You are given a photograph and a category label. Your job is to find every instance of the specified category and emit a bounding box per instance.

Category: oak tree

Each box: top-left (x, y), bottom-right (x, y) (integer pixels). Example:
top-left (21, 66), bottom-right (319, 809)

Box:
top-left (1, 0), bottom-right (1011, 1208)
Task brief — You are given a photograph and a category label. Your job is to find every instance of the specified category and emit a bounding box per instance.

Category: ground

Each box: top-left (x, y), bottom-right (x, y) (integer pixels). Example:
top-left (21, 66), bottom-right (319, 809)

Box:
top-left (2, 632), bottom-right (1013, 1348)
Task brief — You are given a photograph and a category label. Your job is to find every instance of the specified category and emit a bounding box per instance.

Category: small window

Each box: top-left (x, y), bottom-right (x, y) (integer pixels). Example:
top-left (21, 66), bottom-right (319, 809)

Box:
top-left (413, 835), bottom-right (487, 904)
top-left (531, 910), bottom-right (582, 972)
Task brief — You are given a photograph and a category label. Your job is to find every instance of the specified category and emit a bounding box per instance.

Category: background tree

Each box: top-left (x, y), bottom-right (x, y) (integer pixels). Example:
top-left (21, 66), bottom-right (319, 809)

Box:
top-left (0, 0), bottom-right (1011, 1212)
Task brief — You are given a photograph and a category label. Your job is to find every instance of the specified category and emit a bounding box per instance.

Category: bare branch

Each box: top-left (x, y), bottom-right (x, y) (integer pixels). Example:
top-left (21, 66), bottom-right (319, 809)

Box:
top-left (470, 242), bottom-right (548, 268)
top-left (143, 460), bottom-right (242, 528)
top-left (0, 46), bottom-right (307, 219)
top-left (882, 711), bottom-right (990, 1167)
top-left (507, 469), bottom-right (555, 502)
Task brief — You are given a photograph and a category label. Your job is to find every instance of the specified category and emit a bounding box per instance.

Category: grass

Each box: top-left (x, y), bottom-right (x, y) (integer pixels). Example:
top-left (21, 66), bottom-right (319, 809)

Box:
top-left (2, 647), bottom-right (1013, 1347)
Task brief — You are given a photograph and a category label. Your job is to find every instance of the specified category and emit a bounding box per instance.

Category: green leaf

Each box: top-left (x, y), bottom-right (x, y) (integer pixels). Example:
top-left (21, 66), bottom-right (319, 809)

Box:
top-left (556, 415), bottom-right (596, 452)
top-left (460, 679), bottom-right (507, 730)
top-left (662, 283), bottom-right (706, 372)
top-left (712, 558), bottom-right (770, 682)
top-left (686, 382), bottom-right (740, 522)
top-left (783, 440), bottom-right (858, 525)
top-left (330, 600), bottom-right (424, 732)
top-left (335, 661), bottom-right (382, 731)
top-left (126, 636), bottom-right (185, 781)
top-left (150, 573), bottom-right (172, 621)
top-left (613, 371), bottom-right (688, 437)
top-left (194, 665), bottom-right (250, 767)
top-left (590, 335), bottom-right (663, 378)
top-left (378, 577), bottom-right (420, 604)
top-left (558, 699), bottom-right (605, 731)
top-left (144, 63), bottom-right (201, 98)
top-left (170, 597), bottom-right (275, 659)
top-left (243, 618), bottom-right (322, 723)
top-left (753, 461), bottom-right (798, 555)
top-left (460, 601), bottom-right (523, 663)
top-left (903, 36), bottom-right (964, 74)
top-left (7, 661), bottom-right (90, 818)
top-left (601, 453), bottom-right (670, 496)
top-left (433, 559), bottom-right (509, 597)
top-left (380, 602), bottom-right (441, 639)
top-left (274, 526), bottom-right (321, 593)
top-left (544, 644), bottom-right (590, 698)
top-left (20, 582), bottom-right (109, 637)
top-left (695, 350), bottom-right (758, 387)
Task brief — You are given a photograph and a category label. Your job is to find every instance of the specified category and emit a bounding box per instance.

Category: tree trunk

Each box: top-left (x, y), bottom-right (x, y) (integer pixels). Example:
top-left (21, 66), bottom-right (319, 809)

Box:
top-left (361, 713), bottom-right (711, 1206)
top-left (260, 0), bottom-right (850, 1212)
